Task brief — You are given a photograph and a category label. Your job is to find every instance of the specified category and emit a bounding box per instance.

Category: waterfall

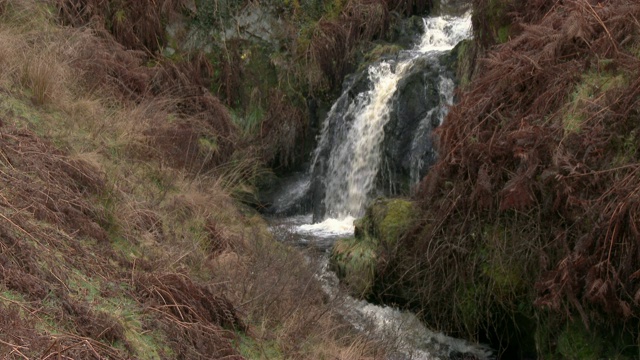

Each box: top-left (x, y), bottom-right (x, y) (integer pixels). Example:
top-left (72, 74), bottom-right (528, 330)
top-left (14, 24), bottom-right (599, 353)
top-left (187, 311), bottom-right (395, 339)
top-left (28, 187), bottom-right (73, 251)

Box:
top-left (307, 12), bottom-right (472, 227)
top-left (321, 61), bottom-right (407, 219)
top-left (268, 9), bottom-right (492, 360)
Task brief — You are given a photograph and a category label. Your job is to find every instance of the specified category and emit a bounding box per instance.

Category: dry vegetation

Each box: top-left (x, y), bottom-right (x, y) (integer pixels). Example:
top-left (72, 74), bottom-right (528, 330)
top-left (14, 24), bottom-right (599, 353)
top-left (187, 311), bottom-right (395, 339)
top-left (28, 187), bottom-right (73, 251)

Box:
top-left (0, 1), bottom-right (386, 358)
top-left (370, 0), bottom-right (640, 356)
top-left (292, 0), bottom-right (432, 92)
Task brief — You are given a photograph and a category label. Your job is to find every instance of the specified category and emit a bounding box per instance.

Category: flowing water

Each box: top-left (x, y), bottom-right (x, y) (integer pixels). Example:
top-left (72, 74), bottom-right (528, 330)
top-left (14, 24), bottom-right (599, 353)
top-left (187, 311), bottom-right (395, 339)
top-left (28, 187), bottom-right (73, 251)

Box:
top-left (268, 8), bottom-right (492, 360)
top-left (298, 11), bottom-right (473, 234)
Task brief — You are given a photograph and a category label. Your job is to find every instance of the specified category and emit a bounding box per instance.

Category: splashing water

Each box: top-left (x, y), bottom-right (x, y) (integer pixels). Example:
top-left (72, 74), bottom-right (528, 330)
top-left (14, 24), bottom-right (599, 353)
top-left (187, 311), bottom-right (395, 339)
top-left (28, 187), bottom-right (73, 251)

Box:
top-left (300, 12), bottom-right (471, 235)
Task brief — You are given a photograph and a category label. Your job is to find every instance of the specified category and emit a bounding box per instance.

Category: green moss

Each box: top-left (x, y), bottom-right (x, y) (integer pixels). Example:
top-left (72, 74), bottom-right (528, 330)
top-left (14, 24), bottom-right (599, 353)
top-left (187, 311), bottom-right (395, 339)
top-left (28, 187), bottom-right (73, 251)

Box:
top-left (486, 0), bottom-right (512, 44)
top-left (330, 236), bottom-right (377, 297)
top-left (497, 25), bottom-right (511, 43)
top-left (557, 321), bottom-right (603, 360)
top-left (358, 44), bottom-right (404, 72)
top-left (332, 199), bottom-right (416, 297)
top-left (452, 39), bottom-right (474, 88)
top-left (369, 198), bottom-right (417, 247)
top-left (563, 70), bottom-right (628, 133)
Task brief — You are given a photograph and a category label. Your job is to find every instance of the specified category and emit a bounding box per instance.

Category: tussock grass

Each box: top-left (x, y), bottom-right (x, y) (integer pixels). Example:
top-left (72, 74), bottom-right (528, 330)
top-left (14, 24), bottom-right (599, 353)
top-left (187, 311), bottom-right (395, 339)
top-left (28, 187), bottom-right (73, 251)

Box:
top-left (20, 55), bottom-right (61, 105)
top-left (0, 1), bottom-right (391, 358)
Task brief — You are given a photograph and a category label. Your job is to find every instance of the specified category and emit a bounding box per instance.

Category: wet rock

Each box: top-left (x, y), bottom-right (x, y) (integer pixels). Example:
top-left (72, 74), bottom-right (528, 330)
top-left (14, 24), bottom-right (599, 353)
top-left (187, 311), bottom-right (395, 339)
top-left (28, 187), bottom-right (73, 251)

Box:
top-left (331, 198), bottom-right (417, 297)
top-left (260, 172), bottom-right (312, 216)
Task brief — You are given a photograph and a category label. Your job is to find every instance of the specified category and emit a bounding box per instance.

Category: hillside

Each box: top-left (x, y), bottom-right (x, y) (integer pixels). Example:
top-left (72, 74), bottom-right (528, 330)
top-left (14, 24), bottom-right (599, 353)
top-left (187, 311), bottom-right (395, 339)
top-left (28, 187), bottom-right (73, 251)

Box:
top-left (0, 1), bottom-right (414, 358)
top-left (6, 0), bottom-right (638, 358)
top-left (361, 0), bottom-right (640, 358)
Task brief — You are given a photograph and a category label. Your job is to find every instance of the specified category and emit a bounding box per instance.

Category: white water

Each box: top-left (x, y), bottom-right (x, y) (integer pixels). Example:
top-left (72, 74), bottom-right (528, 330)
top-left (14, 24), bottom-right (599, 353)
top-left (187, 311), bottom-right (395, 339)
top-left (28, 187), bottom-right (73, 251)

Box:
top-left (297, 216), bottom-right (356, 237)
top-left (315, 259), bottom-right (493, 360)
top-left (409, 75), bottom-right (455, 185)
top-left (321, 61), bottom-right (407, 220)
top-left (298, 12), bottom-right (472, 236)
top-left (417, 13), bottom-right (474, 52)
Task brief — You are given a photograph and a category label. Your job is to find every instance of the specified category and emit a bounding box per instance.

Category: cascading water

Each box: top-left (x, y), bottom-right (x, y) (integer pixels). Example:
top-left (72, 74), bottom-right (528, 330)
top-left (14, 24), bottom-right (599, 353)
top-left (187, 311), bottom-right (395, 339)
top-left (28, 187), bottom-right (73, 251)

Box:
top-left (267, 8), bottom-right (492, 360)
top-left (300, 12), bottom-right (472, 234)
top-left (322, 61), bottom-right (405, 219)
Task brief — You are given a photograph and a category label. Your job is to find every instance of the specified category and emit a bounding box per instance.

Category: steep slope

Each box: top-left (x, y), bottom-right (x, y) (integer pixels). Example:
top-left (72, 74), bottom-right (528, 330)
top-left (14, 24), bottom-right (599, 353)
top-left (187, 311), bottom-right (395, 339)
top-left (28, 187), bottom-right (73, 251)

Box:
top-left (357, 0), bottom-right (640, 357)
top-left (0, 1), bottom-right (391, 358)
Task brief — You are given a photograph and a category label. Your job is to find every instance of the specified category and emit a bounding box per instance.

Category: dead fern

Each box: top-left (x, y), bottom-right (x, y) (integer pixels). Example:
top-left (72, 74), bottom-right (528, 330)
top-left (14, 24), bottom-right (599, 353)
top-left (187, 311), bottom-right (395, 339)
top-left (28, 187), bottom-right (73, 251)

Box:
top-left (375, 0), bottom-right (640, 352)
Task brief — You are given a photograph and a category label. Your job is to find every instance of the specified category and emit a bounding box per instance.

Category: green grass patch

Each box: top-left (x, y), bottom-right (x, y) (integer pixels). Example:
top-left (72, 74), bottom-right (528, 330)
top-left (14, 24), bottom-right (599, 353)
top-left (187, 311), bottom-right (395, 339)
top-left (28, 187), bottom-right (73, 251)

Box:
top-left (235, 332), bottom-right (283, 360)
top-left (100, 296), bottom-right (173, 359)
top-left (0, 93), bottom-right (45, 126)
top-left (67, 269), bottom-right (102, 303)
top-left (563, 70), bottom-right (628, 133)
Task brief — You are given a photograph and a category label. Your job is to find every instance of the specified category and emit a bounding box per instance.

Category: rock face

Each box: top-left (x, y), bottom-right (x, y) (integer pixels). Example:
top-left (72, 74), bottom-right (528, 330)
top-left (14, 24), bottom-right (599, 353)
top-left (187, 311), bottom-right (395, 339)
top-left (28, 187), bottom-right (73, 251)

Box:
top-left (309, 50), bottom-right (457, 221)
top-left (257, 11), bottom-right (467, 220)
top-left (382, 53), bottom-right (455, 194)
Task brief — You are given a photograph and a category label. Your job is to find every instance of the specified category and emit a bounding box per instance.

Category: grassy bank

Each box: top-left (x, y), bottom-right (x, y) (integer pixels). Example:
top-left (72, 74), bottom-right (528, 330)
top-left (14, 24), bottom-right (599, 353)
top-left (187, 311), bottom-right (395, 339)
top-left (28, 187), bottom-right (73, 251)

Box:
top-left (0, 1), bottom-right (394, 358)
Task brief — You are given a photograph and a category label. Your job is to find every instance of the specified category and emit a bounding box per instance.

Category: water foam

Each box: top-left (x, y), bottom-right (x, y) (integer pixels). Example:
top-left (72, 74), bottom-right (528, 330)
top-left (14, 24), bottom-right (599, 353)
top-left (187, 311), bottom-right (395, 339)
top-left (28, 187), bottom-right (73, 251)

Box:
top-left (296, 216), bottom-right (355, 237)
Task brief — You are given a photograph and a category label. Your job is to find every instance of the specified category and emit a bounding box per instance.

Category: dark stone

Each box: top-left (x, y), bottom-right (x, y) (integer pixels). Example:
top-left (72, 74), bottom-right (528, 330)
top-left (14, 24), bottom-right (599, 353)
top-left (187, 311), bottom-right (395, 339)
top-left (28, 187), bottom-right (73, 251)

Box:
top-left (308, 50), bottom-right (458, 221)
top-left (260, 171), bottom-right (313, 216)
top-left (387, 14), bottom-right (427, 49)
top-left (449, 351), bottom-right (481, 360)
top-left (381, 52), bottom-right (454, 194)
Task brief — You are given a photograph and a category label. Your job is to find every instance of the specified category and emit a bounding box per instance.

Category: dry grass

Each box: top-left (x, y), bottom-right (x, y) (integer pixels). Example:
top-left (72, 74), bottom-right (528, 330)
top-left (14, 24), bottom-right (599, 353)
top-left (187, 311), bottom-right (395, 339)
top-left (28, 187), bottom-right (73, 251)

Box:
top-left (373, 0), bottom-right (640, 355)
top-left (0, 1), bottom-right (391, 358)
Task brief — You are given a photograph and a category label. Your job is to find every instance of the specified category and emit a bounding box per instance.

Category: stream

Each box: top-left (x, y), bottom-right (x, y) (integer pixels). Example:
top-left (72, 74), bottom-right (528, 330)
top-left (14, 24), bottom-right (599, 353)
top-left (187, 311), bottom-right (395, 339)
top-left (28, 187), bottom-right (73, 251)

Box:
top-left (269, 216), bottom-right (492, 360)
top-left (266, 6), bottom-right (494, 360)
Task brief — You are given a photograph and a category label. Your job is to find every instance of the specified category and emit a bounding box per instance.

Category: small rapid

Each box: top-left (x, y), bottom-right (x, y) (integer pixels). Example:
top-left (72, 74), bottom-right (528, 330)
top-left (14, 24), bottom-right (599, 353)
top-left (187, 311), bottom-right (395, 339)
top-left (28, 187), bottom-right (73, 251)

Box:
top-left (267, 222), bottom-right (493, 360)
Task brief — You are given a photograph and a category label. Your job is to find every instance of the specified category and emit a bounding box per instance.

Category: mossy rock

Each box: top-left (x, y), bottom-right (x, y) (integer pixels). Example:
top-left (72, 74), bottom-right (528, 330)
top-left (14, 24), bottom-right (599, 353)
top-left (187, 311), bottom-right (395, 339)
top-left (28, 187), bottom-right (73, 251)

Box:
top-left (357, 43), bottom-right (404, 72)
top-left (368, 198), bottom-right (417, 247)
top-left (332, 198), bottom-right (417, 297)
top-left (330, 236), bottom-right (376, 297)
top-left (451, 39), bottom-right (476, 88)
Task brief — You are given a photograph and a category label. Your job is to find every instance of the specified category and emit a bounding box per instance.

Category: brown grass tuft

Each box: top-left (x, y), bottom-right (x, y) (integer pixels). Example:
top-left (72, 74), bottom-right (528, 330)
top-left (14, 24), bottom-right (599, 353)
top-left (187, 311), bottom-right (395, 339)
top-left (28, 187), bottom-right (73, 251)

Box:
top-left (135, 272), bottom-right (245, 359)
top-left (55, 0), bottom-right (187, 53)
